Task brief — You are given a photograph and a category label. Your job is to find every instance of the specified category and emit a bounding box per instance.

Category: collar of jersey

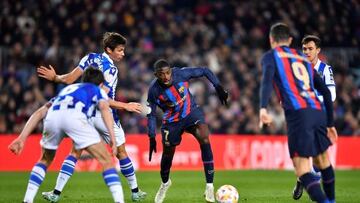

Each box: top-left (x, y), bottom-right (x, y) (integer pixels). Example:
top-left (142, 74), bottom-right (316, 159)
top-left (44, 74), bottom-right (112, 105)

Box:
top-left (314, 58), bottom-right (321, 71)
top-left (102, 52), bottom-right (114, 65)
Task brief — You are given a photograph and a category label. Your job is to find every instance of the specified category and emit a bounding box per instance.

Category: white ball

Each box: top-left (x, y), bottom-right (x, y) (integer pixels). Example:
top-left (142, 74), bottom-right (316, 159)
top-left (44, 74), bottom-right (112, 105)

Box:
top-left (141, 105), bottom-right (152, 115)
top-left (216, 185), bottom-right (239, 203)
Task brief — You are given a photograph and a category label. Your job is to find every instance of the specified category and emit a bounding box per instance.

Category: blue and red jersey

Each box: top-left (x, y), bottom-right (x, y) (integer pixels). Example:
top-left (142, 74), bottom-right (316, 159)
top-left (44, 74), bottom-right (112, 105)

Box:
top-left (147, 67), bottom-right (220, 138)
top-left (260, 46), bottom-right (323, 111)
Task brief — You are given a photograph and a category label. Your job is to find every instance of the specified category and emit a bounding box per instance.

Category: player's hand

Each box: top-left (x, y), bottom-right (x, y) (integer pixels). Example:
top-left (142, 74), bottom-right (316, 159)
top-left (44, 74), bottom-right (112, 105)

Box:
top-left (125, 102), bottom-right (142, 114)
top-left (149, 137), bottom-right (157, 162)
top-left (37, 65), bottom-right (57, 81)
top-left (215, 85), bottom-right (229, 106)
top-left (259, 108), bottom-right (273, 128)
top-left (327, 127), bottom-right (338, 144)
top-left (111, 145), bottom-right (118, 156)
top-left (8, 137), bottom-right (25, 155)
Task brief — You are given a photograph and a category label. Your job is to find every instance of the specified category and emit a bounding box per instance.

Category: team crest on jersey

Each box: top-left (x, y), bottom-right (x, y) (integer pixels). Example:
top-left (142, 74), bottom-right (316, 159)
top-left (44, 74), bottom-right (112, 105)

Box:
top-left (178, 86), bottom-right (185, 93)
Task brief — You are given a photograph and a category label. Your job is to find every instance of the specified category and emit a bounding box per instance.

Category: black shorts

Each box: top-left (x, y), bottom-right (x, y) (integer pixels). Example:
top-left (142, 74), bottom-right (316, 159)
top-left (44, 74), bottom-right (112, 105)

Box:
top-left (161, 107), bottom-right (205, 146)
top-left (285, 108), bottom-right (331, 158)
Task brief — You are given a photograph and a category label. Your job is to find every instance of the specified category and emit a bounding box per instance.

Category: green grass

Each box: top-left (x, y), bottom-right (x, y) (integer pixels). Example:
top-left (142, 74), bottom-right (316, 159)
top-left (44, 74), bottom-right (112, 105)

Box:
top-left (0, 170), bottom-right (359, 202)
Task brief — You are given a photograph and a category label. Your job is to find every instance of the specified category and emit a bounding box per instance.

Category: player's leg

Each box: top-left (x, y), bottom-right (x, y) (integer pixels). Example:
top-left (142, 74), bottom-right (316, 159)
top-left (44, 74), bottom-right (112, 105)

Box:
top-left (114, 125), bottom-right (146, 201)
top-left (155, 145), bottom-right (175, 203)
top-left (116, 143), bottom-right (146, 201)
top-left (313, 109), bottom-right (335, 202)
top-left (42, 146), bottom-right (83, 201)
top-left (23, 148), bottom-right (56, 203)
top-left (86, 142), bottom-right (124, 203)
top-left (93, 114), bottom-right (146, 201)
top-left (187, 124), bottom-right (215, 202)
top-left (314, 151), bottom-right (335, 202)
top-left (293, 157), bottom-right (328, 202)
top-left (287, 109), bottom-right (329, 203)
top-left (63, 115), bottom-right (124, 203)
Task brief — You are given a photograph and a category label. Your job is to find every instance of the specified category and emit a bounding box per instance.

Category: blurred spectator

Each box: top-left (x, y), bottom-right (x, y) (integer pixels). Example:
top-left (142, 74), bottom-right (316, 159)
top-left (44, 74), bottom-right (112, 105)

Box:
top-left (0, 0), bottom-right (359, 135)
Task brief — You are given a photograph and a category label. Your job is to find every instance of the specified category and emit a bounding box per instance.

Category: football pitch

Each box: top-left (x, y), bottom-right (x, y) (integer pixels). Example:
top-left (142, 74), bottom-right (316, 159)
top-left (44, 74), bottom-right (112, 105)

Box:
top-left (0, 170), bottom-right (359, 203)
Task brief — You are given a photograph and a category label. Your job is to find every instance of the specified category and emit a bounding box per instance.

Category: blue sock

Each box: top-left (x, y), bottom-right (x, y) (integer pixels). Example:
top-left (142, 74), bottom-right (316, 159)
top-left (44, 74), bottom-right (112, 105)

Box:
top-left (119, 157), bottom-right (138, 192)
top-left (313, 166), bottom-right (320, 173)
top-left (24, 163), bottom-right (47, 202)
top-left (54, 155), bottom-right (77, 194)
top-left (321, 165), bottom-right (335, 201)
top-left (299, 172), bottom-right (327, 202)
top-left (200, 144), bottom-right (214, 183)
top-left (102, 168), bottom-right (124, 202)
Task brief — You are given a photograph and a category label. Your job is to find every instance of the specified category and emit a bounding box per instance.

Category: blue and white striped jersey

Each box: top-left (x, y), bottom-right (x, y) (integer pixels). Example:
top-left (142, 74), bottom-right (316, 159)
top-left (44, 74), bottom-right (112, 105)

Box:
top-left (77, 52), bottom-right (119, 121)
top-left (313, 58), bottom-right (336, 102)
top-left (50, 83), bottom-right (108, 118)
top-left (78, 52), bottom-right (118, 100)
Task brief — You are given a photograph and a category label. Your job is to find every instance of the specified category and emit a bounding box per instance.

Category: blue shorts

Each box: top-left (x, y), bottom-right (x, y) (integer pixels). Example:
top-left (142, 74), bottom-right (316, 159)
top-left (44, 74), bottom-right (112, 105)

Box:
top-left (161, 107), bottom-right (205, 146)
top-left (285, 108), bottom-right (331, 158)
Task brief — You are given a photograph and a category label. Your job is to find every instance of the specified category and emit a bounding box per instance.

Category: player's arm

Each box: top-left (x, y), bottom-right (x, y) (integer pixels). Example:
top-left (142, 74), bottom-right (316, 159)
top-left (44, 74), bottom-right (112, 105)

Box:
top-left (180, 67), bottom-right (228, 105)
top-left (8, 103), bottom-right (50, 155)
top-left (37, 65), bottom-right (83, 85)
top-left (259, 53), bottom-right (276, 127)
top-left (180, 67), bottom-right (220, 86)
top-left (324, 66), bottom-right (336, 101)
top-left (147, 88), bottom-right (158, 161)
top-left (313, 71), bottom-right (338, 143)
top-left (100, 85), bottom-right (142, 113)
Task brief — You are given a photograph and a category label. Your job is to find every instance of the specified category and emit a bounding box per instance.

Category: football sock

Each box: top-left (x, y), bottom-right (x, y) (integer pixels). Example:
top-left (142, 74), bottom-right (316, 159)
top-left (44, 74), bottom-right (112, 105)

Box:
top-left (24, 163), bottom-right (47, 202)
top-left (299, 172), bottom-right (327, 202)
top-left (200, 144), bottom-right (214, 183)
top-left (119, 157), bottom-right (138, 193)
top-left (160, 151), bottom-right (174, 183)
top-left (320, 165), bottom-right (335, 201)
top-left (313, 166), bottom-right (321, 173)
top-left (103, 168), bottom-right (124, 203)
top-left (54, 155), bottom-right (77, 194)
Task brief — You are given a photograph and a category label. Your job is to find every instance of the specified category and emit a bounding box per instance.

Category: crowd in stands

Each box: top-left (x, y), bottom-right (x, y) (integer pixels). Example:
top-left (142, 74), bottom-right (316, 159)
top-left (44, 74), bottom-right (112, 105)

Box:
top-left (0, 0), bottom-right (359, 135)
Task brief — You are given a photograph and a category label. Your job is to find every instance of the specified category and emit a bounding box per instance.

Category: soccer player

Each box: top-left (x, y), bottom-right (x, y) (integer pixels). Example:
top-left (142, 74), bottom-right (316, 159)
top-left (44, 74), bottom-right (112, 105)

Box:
top-left (146, 59), bottom-right (228, 203)
top-left (9, 68), bottom-right (125, 203)
top-left (259, 23), bottom-right (337, 203)
top-left (37, 32), bottom-right (146, 202)
top-left (292, 35), bottom-right (337, 200)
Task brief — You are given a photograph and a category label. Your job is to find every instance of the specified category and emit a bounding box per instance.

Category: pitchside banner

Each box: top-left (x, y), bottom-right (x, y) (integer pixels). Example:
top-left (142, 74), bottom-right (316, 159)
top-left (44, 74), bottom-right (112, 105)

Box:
top-left (1, 134), bottom-right (360, 171)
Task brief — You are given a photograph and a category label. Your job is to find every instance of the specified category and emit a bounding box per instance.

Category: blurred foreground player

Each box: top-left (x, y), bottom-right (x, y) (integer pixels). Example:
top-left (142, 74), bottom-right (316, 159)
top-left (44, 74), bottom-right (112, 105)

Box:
top-left (9, 68), bottom-right (125, 203)
top-left (146, 59), bottom-right (228, 203)
top-left (259, 23), bottom-right (337, 203)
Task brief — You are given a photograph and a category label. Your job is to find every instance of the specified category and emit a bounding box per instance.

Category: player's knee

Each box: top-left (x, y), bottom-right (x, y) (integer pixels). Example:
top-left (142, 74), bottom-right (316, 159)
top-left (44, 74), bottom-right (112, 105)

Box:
top-left (115, 145), bottom-right (128, 160)
top-left (97, 154), bottom-right (113, 169)
top-left (314, 153), bottom-right (330, 169)
top-left (39, 150), bottom-right (56, 167)
top-left (70, 149), bottom-right (83, 159)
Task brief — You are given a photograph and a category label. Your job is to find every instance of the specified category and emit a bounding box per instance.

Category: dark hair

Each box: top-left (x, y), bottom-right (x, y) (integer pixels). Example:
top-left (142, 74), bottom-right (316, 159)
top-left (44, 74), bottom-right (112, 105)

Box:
top-left (269, 23), bottom-right (290, 42)
top-left (103, 32), bottom-right (127, 52)
top-left (154, 59), bottom-right (170, 72)
top-left (301, 35), bottom-right (321, 48)
top-left (81, 67), bottom-right (105, 85)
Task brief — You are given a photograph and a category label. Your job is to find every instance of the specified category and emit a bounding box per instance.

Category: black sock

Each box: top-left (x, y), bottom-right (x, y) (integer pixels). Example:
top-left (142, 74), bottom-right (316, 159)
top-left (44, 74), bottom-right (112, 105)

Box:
top-left (321, 165), bottom-right (335, 201)
top-left (131, 187), bottom-right (139, 193)
top-left (160, 152), bottom-right (174, 183)
top-left (200, 143), bottom-right (214, 183)
top-left (53, 189), bottom-right (61, 195)
top-left (299, 172), bottom-right (326, 202)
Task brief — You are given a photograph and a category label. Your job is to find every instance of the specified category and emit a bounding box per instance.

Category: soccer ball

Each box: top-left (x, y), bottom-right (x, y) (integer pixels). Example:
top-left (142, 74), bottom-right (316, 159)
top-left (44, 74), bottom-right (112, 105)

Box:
top-left (215, 185), bottom-right (239, 203)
